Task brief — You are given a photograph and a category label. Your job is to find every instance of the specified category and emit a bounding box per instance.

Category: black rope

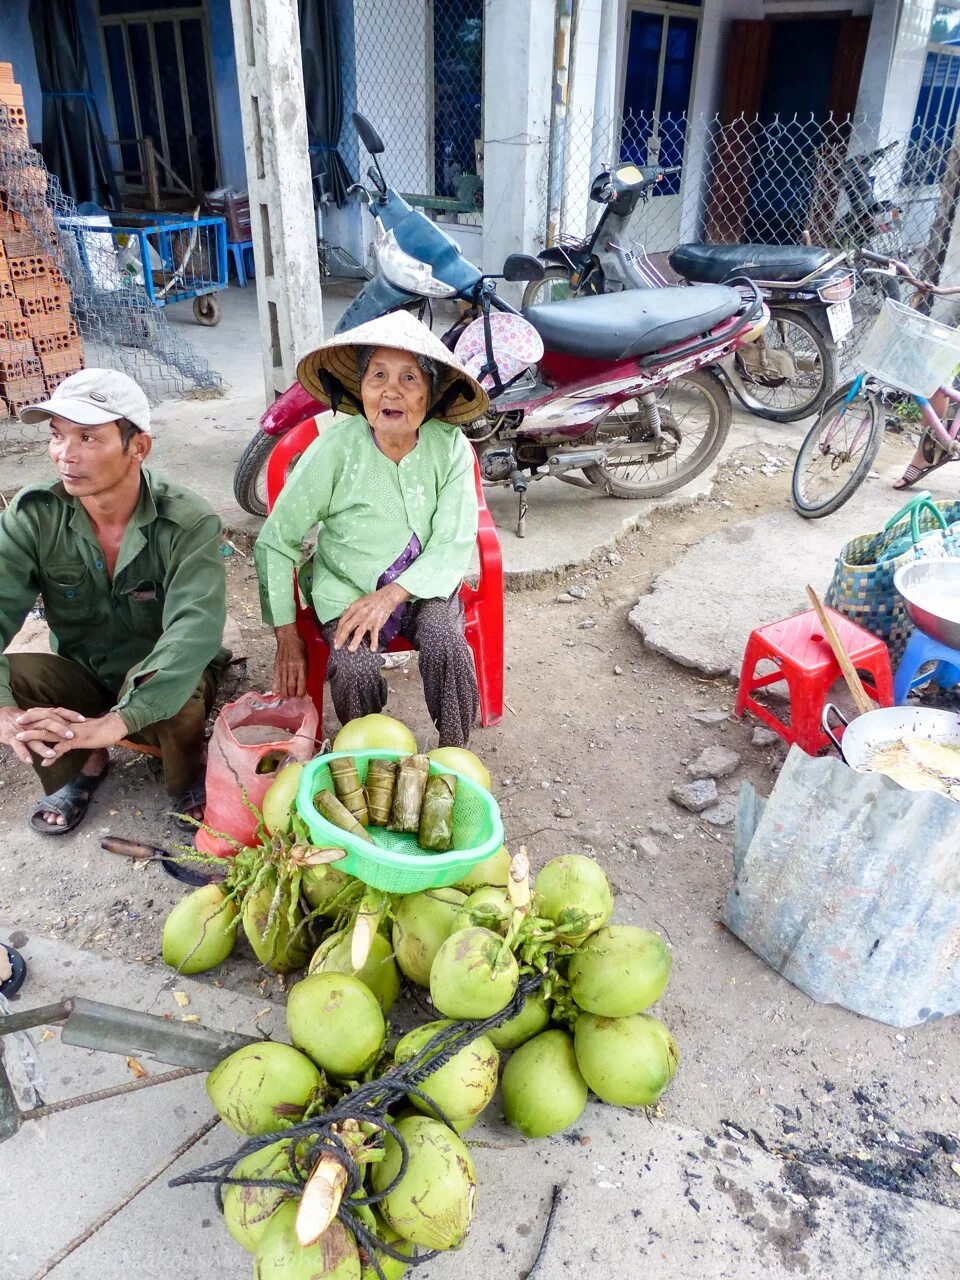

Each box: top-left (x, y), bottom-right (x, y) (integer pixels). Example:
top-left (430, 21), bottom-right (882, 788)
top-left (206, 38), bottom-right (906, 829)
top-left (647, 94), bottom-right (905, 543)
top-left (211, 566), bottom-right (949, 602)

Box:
top-left (525, 1184), bottom-right (564, 1280)
top-left (171, 967), bottom-right (549, 1272)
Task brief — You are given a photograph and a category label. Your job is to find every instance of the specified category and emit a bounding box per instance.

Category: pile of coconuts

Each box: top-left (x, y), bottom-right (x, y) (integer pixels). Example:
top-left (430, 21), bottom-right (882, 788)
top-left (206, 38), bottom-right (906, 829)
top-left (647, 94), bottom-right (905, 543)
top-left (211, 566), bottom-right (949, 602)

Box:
top-left (166, 714), bottom-right (678, 1279)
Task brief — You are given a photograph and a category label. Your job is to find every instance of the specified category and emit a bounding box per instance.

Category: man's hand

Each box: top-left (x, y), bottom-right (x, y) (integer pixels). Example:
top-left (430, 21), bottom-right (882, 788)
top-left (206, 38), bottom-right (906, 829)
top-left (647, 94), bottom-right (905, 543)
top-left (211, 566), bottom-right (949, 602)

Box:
top-left (273, 623), bottom-right (308, 699)
top-left (334, 584), bottom-right (410, 654)
top-left (35, 711), bottom-right (128, 766)
top-left (0, 705), bottom-right (86, 764)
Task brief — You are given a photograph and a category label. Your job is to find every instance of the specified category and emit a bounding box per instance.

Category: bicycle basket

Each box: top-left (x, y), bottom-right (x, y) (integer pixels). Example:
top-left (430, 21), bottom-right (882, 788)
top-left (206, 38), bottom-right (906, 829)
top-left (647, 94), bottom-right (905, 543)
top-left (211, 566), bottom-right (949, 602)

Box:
top-left (859, 299), bottom-right (960, 398)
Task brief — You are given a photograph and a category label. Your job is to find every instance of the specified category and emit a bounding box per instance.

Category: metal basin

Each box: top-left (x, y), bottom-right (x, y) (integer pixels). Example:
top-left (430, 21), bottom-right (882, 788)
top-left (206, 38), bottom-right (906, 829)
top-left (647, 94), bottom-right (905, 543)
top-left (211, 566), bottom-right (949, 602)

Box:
top-left (894, 558), bottom-right (960, 650)
top-left (823, 702), bottom-right (960, 776)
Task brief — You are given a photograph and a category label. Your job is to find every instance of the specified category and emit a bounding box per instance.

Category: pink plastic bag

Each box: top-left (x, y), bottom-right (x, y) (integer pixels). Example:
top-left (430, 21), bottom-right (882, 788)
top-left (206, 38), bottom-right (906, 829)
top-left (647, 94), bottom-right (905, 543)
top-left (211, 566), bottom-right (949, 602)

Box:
top-left (195, 692), bottom-right (319, 856)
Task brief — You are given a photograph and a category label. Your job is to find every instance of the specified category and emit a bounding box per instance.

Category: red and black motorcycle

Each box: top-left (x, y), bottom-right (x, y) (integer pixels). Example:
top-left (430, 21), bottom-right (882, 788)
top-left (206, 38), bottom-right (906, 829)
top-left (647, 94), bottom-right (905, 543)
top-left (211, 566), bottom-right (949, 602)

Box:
top-left (233, 114), bottom-right (768, 532)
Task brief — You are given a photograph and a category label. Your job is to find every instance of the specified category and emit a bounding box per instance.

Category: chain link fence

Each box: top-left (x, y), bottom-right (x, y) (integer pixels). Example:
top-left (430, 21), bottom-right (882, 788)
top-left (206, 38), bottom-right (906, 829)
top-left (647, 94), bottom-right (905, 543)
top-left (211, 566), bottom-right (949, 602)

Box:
top-left (543, 109), bottom-right (960, 362)
top-left (352, 0), bottom-right (483, 229)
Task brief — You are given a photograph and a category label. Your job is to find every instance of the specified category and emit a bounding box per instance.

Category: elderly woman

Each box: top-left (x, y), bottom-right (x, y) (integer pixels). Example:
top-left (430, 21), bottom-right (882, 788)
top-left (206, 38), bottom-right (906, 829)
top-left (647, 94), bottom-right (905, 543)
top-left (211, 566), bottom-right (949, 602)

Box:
top-left (254, 312), bottom-right (489, 746)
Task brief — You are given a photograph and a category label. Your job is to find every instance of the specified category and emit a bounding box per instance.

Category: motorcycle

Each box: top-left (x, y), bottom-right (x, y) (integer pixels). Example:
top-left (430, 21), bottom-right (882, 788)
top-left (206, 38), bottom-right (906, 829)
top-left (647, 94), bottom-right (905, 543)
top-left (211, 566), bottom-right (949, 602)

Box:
top-left (522, 162), bottom-right (856, 423)
top-left (234, 115), bottom-right (768, 532)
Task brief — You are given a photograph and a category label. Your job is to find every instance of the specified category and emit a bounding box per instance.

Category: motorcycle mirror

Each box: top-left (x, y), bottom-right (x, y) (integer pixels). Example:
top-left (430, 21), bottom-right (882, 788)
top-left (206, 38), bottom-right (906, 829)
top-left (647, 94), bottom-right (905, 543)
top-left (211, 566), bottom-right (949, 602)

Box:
top-left (502, 253), bottom-right (546, 283)
top-left (353, 112), bottom-right (385, 156)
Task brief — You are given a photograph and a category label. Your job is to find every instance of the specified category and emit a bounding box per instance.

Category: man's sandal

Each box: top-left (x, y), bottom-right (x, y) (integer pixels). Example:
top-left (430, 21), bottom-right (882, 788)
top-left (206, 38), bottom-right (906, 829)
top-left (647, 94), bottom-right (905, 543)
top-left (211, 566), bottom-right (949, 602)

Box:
top-left (29, 766), bottom-right (110, 837)
top-left (170, 781), bottom-right (206, 834)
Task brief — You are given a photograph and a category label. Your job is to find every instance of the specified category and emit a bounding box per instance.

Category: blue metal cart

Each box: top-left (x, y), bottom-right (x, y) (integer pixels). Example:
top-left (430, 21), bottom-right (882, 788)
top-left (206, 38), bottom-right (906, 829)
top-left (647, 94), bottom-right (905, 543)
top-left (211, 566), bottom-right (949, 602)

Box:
top-left (62, 210), bottom-right (229, 326)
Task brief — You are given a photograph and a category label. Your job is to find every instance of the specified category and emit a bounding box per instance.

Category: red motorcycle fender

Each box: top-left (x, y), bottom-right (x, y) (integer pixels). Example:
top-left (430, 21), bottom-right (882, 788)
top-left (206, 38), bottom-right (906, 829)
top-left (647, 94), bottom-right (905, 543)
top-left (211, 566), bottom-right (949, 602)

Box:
top-left (260, 381), bottom-right (325, 435)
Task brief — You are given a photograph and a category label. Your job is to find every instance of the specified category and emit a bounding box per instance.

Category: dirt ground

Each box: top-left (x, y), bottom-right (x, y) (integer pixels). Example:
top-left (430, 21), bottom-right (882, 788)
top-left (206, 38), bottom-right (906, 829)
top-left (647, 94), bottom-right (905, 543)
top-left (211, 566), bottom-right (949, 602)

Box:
top-left (1, 443), bottom-right (958, 1229)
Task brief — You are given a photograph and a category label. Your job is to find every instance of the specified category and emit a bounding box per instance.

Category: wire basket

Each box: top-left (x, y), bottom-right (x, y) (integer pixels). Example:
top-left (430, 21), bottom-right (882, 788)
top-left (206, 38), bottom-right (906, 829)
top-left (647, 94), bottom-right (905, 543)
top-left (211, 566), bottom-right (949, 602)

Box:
top-left (296, 750), bottom-right (504, 894)
top-left (859, 299), bottom-right (960, 398)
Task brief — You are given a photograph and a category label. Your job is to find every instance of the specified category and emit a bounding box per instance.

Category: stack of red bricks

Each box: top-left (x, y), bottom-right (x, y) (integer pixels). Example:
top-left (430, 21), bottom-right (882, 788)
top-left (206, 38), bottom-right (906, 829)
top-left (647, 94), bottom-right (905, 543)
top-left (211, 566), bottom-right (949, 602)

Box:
top-left (0, 62), bottom-right (84, 424)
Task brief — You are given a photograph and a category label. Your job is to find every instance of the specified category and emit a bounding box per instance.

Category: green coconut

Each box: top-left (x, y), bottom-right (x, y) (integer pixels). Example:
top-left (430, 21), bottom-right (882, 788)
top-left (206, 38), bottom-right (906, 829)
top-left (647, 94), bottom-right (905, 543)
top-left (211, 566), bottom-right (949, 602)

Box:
top-left (393, 1020), bottom-right (499, 1132)
top-left (254, 1200), bottom-right (360, 1280)
top-left (370, 1115), bottom-right (477, 1250)
top-left (429, 926), bottom-right (519, 1020)
top-left (501, 1029), bottom-right (588, 1138)
top-left (222, 1137), bottom-right (302, 1252)
top-left (454, 845), bottom-right (511, 893)
top-left (262, 762), bottom-right (304, 837)
top-left (391, 888), bottom-right (465, 988)
top-left (574, 1012), bottom-right (679, 1107)
top-left (162, 883), bottom-right (238, 974)
top-left (453, 886), bottom-right (512, 935)
top-left (287, 972), bottom-right (385, 1077)
top-left (426, 746), bottom-right (492, 792)
top-left (359, 1218), bottom-right (415, 1280)
top-left (332, 714), bottom-right (417, 755)
top-left (206, 1041), bottom-right (322, 1135)
top-left (243, 870), bottom-right (312, 974)
top-left (568, 926), bottom-right (672, 1017)
top-left (302, 864), bottom-right (352, 915)
top-left (486, 992), bottom-right (551, 1050)
top-left (533, 855), bottom-right (613, 945)
top-left (308, 929), bottom-right (400, 1013)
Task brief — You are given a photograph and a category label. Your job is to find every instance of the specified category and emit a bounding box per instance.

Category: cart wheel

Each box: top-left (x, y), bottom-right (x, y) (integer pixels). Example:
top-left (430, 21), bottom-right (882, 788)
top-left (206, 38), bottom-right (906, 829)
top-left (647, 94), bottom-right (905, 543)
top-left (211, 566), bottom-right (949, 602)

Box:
top-left (193, 295), bottom-right (221, 326)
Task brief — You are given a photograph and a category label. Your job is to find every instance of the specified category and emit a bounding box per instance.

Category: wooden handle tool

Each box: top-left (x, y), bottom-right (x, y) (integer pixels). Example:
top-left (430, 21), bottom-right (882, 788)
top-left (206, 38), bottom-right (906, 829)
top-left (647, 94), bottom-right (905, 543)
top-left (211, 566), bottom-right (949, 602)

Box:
top-left (805, 585), bottom-right (874, 716)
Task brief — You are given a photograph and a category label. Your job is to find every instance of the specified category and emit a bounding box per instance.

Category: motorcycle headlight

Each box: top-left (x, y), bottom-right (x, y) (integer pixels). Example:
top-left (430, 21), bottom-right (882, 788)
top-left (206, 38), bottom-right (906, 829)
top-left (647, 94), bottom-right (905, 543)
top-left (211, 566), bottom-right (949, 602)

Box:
top-left (375, 226), bottom-right (457, 298)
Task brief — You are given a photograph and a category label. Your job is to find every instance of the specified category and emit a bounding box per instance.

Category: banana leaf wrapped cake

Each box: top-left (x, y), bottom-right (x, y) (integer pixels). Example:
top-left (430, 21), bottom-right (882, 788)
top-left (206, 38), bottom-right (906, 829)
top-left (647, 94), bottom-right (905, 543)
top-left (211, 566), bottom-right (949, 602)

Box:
top-left (418, 772), bottom-right (457, 851)
top-left (388, 754), bottom-right (431, 834)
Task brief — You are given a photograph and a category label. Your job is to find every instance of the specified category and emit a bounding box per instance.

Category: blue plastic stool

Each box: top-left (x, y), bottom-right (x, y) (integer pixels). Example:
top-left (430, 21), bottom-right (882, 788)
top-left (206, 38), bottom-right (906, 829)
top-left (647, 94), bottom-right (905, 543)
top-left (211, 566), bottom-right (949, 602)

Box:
top-left (894, 629), bottom-right (960, 702)
top-left (228, 239), bottom-right (254, 287)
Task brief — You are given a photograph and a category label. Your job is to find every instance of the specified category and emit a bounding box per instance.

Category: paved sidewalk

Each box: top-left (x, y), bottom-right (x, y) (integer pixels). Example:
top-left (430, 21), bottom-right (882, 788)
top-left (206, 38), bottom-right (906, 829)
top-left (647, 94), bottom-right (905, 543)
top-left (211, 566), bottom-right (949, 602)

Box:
top-left (3, 929), bottom-right (956, 1280)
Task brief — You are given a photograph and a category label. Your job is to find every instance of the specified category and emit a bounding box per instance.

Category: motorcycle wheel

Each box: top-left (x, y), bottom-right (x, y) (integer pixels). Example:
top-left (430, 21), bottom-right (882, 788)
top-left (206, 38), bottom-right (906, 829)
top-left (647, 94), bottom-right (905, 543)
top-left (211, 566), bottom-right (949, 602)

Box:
top-left (521, 267), bottom-right (598, 309)
top-left (791, 380), bottom-right (882, 518)
top-left (584, 368), bottom-right (731, 498)
top-left (233, 430), bottom-right (280, 517)
top-left (736, 308), bottom-right (837, 422)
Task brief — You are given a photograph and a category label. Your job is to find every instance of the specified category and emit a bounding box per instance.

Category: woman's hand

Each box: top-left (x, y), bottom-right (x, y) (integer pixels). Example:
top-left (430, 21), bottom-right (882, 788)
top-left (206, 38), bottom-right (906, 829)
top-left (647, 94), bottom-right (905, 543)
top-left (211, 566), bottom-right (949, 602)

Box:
top-left (334, 584), bottom-right (411, 654)
top-left (273, 623), bottom-right (308, 699)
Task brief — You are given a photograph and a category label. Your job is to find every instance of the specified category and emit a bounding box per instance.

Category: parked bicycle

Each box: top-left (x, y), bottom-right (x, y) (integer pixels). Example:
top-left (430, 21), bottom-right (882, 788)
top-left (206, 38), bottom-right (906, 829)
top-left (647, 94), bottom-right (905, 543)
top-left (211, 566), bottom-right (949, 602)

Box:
top-left (791, 252), bottom-right (960, 519)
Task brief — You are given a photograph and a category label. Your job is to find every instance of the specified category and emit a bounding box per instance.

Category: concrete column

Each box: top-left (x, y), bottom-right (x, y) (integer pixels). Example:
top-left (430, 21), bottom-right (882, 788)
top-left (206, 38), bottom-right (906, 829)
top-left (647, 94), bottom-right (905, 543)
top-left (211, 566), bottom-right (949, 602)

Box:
top-left (481, 0), bottom-right (556, 285)
top-left (854, 0), bottom-right (936, 145)
top-left (587, 0), bottom-right (620, 188)
top-left (228, 0), bottom-right (324, 401)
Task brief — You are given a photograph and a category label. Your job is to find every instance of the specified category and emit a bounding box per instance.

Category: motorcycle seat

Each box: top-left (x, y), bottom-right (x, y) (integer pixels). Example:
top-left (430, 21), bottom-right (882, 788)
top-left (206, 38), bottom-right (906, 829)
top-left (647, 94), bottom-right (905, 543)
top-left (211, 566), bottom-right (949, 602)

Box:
top-left (523, 284), bottom-right (741, 361)
top-left (670, 243), bottom-right (836, 285)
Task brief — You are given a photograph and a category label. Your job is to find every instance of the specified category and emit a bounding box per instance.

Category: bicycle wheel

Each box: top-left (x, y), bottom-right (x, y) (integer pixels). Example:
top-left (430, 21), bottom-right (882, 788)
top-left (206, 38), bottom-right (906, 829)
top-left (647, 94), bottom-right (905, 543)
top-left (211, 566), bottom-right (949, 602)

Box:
top-left (791, 379), bottom-right (882, 518)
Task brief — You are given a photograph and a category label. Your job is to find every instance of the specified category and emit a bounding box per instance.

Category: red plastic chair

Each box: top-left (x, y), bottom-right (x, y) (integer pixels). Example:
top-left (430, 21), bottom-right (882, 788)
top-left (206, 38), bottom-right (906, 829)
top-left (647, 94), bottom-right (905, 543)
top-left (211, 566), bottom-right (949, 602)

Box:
top-left (264, 415), bottom-right (504, 728)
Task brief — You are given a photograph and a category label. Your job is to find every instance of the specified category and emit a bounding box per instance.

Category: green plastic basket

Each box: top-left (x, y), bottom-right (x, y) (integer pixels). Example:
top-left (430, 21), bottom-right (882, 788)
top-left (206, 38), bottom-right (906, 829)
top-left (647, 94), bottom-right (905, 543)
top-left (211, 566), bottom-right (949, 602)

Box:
top-left (296, 749), bottom-right (504, 894)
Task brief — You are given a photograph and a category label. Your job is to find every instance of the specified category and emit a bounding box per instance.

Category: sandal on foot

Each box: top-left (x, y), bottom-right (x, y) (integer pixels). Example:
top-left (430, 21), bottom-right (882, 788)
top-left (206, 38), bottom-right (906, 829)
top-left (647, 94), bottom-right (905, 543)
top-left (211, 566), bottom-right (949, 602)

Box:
top-left (169, 782), bottom-right (206, 833)
top-left (0, 944), bottom-right (27, 998)
top-left (893, 438), bottom-right (951, 490)
top-left (29, 766), bottom-right (110, 837)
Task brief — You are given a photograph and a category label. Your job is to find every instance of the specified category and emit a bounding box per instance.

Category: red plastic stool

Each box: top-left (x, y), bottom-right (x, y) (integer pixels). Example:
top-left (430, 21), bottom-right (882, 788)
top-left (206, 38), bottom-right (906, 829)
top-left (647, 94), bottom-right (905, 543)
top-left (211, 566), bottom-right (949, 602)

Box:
top-left (735, 608), bottom-right (894, 754)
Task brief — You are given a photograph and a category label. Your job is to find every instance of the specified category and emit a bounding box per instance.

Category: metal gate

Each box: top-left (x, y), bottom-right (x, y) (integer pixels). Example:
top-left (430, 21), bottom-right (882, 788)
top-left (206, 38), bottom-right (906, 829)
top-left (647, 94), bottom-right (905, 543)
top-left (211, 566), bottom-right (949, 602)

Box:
top-left (98, 1), bottom-right (221, 197)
